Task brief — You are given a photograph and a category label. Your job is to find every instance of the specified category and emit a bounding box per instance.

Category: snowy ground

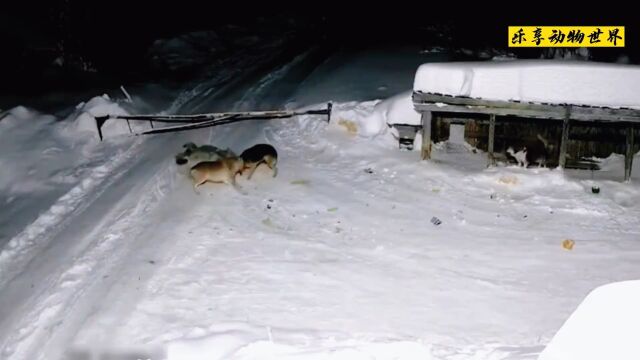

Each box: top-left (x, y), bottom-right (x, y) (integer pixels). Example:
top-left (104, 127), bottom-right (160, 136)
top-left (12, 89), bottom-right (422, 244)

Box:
top-left (1, 46), bottom-right (639, 360)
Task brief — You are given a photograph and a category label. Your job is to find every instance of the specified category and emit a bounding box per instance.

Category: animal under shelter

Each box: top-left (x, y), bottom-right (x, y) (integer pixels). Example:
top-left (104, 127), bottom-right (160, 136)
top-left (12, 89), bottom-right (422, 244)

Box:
top-left (406, 61), bottom-right (640, 181)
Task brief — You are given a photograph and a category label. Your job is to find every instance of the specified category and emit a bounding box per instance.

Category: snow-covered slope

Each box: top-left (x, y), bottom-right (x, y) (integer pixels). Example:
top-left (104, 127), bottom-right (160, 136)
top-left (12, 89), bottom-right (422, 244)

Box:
top-left (414, 60), bottom-right (640, 108)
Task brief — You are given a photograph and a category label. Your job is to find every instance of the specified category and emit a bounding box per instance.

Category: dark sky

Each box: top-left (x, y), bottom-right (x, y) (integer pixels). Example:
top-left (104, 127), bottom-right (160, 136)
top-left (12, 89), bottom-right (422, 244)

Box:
top-left (1, 3), bottom-right (637, 98)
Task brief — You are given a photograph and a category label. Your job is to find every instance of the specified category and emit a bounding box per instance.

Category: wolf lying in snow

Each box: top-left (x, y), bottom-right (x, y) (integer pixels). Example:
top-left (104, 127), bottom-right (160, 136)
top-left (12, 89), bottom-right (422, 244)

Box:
top-left (175, 142), bottom-right (236, 166)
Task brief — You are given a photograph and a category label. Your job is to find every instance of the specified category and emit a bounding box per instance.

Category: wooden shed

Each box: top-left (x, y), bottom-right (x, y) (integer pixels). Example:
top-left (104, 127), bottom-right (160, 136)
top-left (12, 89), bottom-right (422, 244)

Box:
top-left (412, 91), bottom-right (640, 181)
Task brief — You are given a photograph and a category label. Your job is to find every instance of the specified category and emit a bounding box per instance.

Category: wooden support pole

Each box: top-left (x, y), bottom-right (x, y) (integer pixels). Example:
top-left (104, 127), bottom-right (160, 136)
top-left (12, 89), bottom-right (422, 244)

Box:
top-left (559, 108), bottom-right (571, 168)
top-left (488, 114), bottom-right (496, 167)
top-left (625, 126), bottom-right (635, 182)
top-left (421, 112), bottom-right (432, 160)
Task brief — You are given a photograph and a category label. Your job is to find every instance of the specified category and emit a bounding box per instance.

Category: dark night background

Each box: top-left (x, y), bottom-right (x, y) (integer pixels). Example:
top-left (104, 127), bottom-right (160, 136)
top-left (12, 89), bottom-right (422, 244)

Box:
top-left (1, 3), bottom-right (637, 107)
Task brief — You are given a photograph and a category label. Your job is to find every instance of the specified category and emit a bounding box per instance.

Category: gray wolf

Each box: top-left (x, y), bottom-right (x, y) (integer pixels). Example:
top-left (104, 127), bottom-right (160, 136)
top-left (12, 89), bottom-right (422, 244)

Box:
top-left (175, 142), bottom-right (237, 166)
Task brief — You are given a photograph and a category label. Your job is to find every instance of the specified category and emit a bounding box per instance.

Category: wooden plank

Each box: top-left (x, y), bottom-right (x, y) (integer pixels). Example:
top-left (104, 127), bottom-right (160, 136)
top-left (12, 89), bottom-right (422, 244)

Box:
top-left (421, 112), bottom-right (432, 160)
top-left (413, 92), bottom-right (640, 123)
top-left (559, 109), bottom-right (571, 168)
top-left (96, 106), bottom-right (332, 123)
top-left (488, 114), bottom-right (496, 166)
top-left (413, 102), bottom-right (565, 120)
top-left (625, 126), bottom-right (635, 182)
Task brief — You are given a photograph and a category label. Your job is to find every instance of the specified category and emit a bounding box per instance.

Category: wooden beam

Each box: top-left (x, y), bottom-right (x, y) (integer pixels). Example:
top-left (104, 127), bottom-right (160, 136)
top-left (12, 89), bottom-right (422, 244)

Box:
top-left (421, 112), bottom-right (432, 160)
top-left (625, 127), bottom-right (635, 182)
top-left (559, 108), bottom-right (571, 168)
top-left (488, 114), bottom-right (496, 167)
top-left (414, 102), bottom-right (565, 120)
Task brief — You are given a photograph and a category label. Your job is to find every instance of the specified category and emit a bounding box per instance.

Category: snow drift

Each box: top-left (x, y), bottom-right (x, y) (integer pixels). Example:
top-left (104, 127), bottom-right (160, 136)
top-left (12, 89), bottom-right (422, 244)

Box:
top-left (326, 91), bottom-right (421, 144)
top-left (538, 280), bottom-right (640, 360)
top-left (62, 94), bottom-right (151, 139)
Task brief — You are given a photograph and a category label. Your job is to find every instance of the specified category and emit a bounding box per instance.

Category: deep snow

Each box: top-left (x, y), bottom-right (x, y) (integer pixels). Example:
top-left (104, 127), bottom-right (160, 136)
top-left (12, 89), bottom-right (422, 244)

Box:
top-left (414, 60), bottom-right (640, 108)
top-left (539, 280), bottom-right (640, 360)
top-left (0, 47), bottom-right (639, 360)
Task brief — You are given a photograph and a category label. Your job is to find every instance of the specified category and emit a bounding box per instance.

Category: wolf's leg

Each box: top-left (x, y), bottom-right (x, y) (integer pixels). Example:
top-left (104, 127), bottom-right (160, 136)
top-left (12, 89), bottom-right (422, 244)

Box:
top-left (265, 157), bottom-right (278, 178)
top-left (226, 176), bottom-right (246, 195)
top-left (246, 164), bottom-right (259, 180)
top-left (193, 179), bottom-right (207, 194)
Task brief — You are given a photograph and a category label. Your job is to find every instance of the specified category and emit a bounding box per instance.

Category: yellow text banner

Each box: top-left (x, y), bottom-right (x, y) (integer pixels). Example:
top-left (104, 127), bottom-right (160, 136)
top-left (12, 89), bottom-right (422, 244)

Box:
top-left (508, 26), bottom-right (624, 47)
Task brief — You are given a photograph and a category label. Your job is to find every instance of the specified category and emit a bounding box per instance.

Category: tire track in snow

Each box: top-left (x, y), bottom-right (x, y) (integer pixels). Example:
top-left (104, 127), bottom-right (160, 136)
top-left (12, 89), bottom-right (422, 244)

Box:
top-left (0, 139), bottom-right (181, 360)
top-left (0, 139), bottom-right (144, 289)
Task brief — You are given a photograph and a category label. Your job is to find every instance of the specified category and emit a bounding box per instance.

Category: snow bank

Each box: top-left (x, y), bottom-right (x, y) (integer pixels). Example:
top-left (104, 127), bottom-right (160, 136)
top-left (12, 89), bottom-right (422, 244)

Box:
top-left (62, 94), bottom-right (150, 139)
top-left (0, 106), bottom-right (55, 131)
top-left (538, 280), bottom-right (640, 360)
top-left (414, 60), bottom-right (640, 108)
top-left (328, 100), bottom-right (383, 137)
top-left (373, 91), bottom-right (422, 126)
top-left (326, 91), bottom-right (421, 140)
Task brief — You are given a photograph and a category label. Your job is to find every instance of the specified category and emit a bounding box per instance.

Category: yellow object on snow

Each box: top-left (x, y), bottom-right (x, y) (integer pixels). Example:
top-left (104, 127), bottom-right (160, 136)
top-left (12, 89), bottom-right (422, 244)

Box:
top-left (563, 239), bottom-right (576, 250)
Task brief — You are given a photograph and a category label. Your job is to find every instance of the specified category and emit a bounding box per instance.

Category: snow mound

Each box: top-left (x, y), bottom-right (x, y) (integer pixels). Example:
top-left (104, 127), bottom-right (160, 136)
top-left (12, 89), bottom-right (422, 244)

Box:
top-left (373, 91), bottom-right (421, 126)
top-left (414, 60), bottom-right (640, 108)
top-left (538, 280), bottom-right (640, 360)
top-left (0, 106), bottom-right (55, 130)
top-left (328, 100), bottom-right (382, 137)
top-left (327, 91), bottom-right (421, 140)
top-left (471, 167), bottom-right (583, 196)
top-left (62, 94), bottom-right (150, 139)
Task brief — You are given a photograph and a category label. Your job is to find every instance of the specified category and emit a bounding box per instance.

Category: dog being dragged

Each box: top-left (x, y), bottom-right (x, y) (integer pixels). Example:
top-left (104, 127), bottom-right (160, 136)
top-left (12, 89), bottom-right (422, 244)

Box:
top-left (189, 156), bottom-right (245, 193)
top-left (240, 144), bottom-right (278, 180)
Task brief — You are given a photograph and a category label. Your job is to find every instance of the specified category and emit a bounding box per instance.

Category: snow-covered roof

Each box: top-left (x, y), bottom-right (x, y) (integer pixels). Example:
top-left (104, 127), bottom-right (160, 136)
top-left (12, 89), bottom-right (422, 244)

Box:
top-left (413, 60), bottom-right (640, 109)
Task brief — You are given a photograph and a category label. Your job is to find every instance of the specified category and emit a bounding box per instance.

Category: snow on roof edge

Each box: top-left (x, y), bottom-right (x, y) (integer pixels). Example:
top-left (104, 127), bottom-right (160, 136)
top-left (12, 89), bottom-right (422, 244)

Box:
top-left (413, 60), bottom-right (640, 109)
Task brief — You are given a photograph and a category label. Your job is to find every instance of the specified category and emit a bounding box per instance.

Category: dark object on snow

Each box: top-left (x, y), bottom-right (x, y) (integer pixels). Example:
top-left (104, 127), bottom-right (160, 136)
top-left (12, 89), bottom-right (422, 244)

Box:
top-left (388, 123), bottom-right (422, 150)
top-left (364, 168), bottom-right (374, 174)
top-left (93, 103), bottom-right (332, 141)
top-left (592, 186), bottom-right (600, 194)
top-left (431, 216), bottom-right (442, 226)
